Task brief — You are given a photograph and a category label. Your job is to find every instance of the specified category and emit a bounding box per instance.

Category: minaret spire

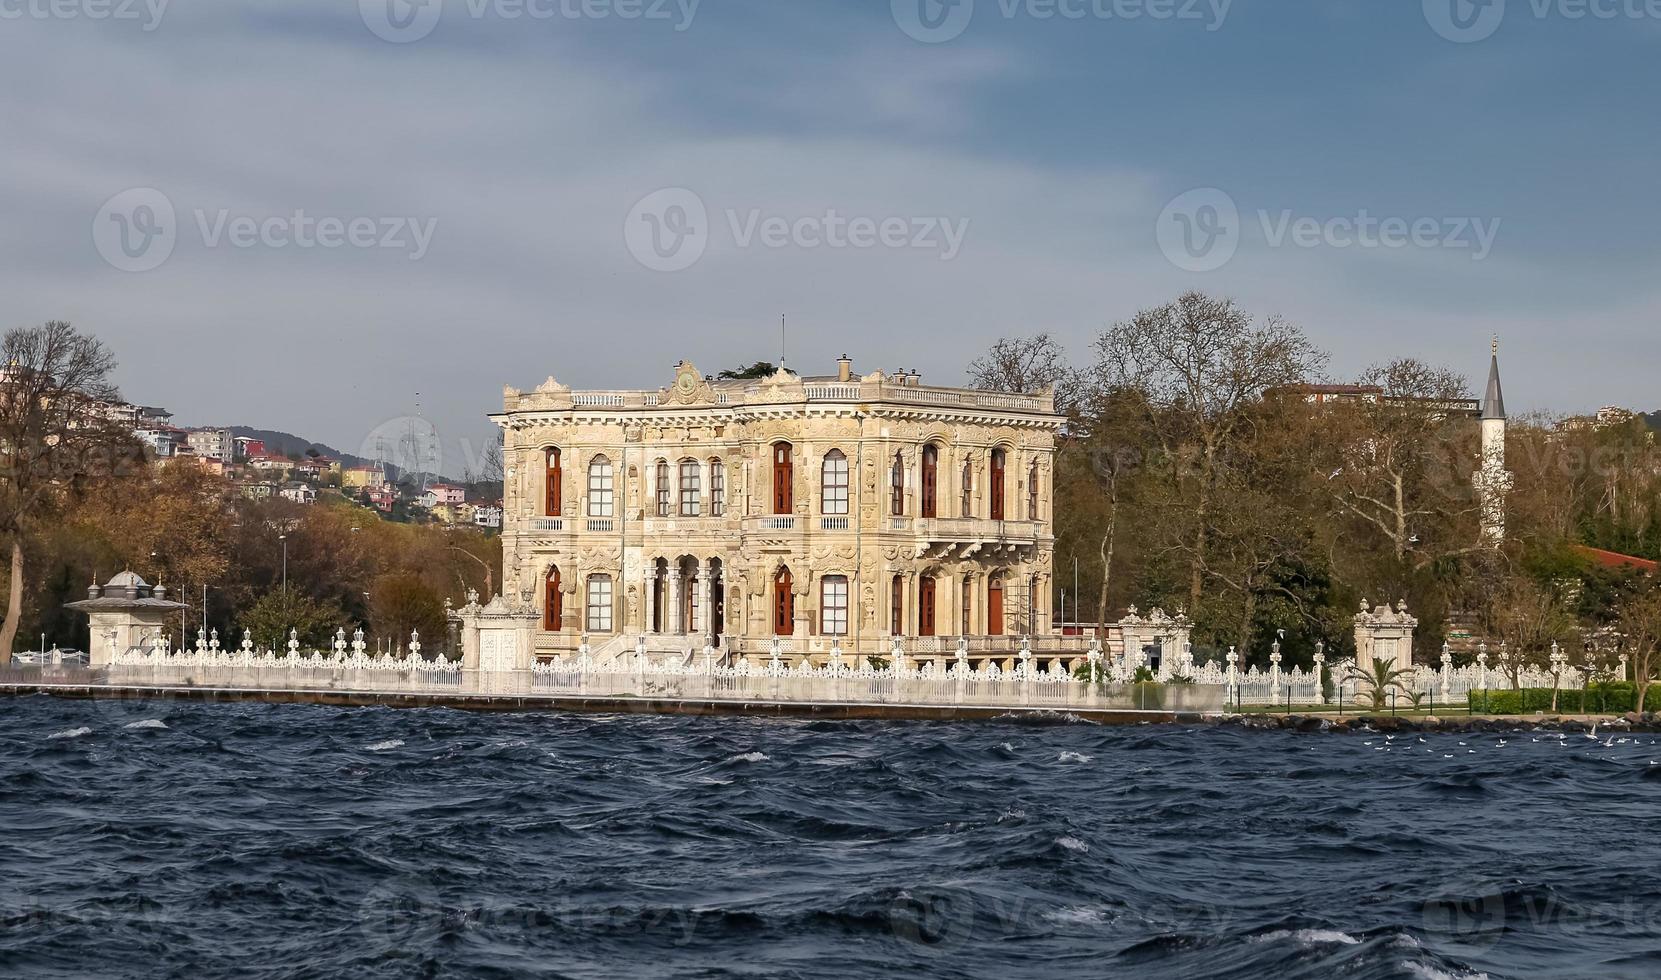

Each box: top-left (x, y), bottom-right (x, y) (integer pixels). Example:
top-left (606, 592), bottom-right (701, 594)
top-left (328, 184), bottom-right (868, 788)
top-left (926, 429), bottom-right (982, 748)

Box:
top-left (1481, 336), bottom-right (1506, 421)
top-left (1474, 337), bottom-right (1511, 545)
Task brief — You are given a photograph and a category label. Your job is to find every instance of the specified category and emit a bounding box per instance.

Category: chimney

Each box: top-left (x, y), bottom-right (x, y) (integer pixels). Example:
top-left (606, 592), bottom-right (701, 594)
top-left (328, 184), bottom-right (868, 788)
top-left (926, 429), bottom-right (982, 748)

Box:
top-left (837, 355), bottom-right (853, 383)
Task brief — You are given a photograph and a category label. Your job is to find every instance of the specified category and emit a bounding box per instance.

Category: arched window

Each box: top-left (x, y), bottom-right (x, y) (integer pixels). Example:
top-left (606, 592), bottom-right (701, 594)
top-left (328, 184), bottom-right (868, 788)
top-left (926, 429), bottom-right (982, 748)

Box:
top-left (678, 458), bottom-right (701, 517)
top-left (1027, 460), bottom-right (1039, 520)
top-left (821, 575), bottom-right (848, 636)
top-left (821, 450), bottom-right (849, 515)
top-left (543, 566), bottom-right (562, 631)
top-left (918, 575), bottom-right (936, 637)
top-left (709, 458), bottom-right (725, 517)
top-left (654, 459), bottom-right (670, 517)
top-left (987, 575), bottom-right (1005, 635)
top-left (960, 575), bottom-right (973, 635)
top-left (921, 445), bottom-right (939, 518)
top-left (989, 448), bottom-right (1006, 521)
top-left (960, 461), bottom-right (973, 517)
top-left (772, 442), bottom-right (794, 515)
top-left (891, 574), bottom-right (905, 636)
top-left (586, 575), bottom-right (613, 632)
top-left (544, 448), bottom-right (562, 517)
top-left (773, 566), bottom-right (794, 635)
top-left (890, 452), bottom-right (905, 517)
top-left (587, 456), bottom-right (614, 518)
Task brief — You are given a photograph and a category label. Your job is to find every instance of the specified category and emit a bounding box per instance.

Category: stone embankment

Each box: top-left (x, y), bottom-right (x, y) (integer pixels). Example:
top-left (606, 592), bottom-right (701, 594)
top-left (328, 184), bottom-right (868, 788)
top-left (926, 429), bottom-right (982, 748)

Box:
top-left (1223, 712), bottom-right (1661, 734)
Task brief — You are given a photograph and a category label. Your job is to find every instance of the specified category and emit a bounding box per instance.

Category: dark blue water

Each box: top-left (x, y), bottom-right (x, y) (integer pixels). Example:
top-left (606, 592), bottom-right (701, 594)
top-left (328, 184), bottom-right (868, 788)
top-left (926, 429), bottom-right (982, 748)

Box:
top-left (3, 696), bottom-right (1660, 979)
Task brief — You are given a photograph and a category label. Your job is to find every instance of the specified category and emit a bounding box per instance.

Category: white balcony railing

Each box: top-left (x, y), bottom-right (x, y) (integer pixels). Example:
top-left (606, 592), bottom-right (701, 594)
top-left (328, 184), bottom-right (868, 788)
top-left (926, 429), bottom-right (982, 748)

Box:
top-left (820, 516), bottom-right (850, 531)
top-left (528, 517), bottom-right (566, 532)
top-left (586, 518), bottom-right (616, 532)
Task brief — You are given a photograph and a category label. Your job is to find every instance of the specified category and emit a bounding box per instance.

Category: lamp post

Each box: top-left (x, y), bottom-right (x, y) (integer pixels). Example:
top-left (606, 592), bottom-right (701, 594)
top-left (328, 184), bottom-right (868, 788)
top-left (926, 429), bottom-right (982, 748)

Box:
top-left (278, 534), bottom-right (288, 594)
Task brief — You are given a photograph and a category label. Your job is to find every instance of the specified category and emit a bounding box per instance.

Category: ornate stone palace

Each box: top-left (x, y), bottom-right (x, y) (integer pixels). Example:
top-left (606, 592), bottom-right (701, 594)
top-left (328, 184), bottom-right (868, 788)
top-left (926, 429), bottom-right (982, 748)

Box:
top-left (493, 358), bottom-right (1064, 664)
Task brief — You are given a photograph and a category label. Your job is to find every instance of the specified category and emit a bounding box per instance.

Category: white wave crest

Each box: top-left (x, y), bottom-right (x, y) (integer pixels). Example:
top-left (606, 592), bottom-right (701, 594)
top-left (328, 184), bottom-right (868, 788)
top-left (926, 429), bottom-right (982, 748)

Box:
top-left (1058, 750), bottom-right (1093, 763)
top-left (366, 739), bottom-right (405, 752)
top-left (1055, 836), bottom-right (1090, 853)
top-left (1046, 905), bottom-right (1107, 924)
top-left (727, 751), bottom-right (769, 763)
top-left (124, 719), bottom-right (168, 730)
top-left (1252, 928), bottom-right (1361, 946)
top-left (1404, 964), bottom-right (1489, 980)
top-left (48, 727), bottom-right (92, 740)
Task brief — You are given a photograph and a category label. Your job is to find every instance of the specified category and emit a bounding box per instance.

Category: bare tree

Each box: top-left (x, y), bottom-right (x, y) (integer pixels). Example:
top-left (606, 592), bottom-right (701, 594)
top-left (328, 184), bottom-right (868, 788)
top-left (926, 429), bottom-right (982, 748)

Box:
top-left (1318, 358), bottom-right (1482, 574)
top-left (1090, 292), bottom-right (1325, 613)
top-left (967, 334), bottom-right (1078, 413)
top-left (1487, 576), bottom-right (1577, 689)
top-left (0, 321), bottom-right (123, 660)
top-left (1618, 588), bottom-right (1661, 714)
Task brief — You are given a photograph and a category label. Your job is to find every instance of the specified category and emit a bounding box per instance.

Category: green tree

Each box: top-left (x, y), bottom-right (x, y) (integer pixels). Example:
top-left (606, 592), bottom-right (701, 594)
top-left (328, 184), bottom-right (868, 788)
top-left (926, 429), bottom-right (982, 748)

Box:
top-left (368, 571), bottom-right (446, 651)
top-left (239, 590), bottom-right (343, 653)
top-left (716, 361), bottom-right (776, 381)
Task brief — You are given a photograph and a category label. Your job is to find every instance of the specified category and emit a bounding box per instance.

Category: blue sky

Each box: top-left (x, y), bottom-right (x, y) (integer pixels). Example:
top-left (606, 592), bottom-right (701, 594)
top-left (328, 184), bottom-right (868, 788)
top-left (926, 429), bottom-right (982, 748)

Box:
top-left (2, 0), bottom-right (1657, 473)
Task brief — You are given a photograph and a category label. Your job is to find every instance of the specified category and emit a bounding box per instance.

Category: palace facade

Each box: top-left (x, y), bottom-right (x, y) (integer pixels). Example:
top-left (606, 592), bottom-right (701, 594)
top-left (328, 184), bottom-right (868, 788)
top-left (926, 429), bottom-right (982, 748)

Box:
top-left (493, 358), bottom-right (1064, 664)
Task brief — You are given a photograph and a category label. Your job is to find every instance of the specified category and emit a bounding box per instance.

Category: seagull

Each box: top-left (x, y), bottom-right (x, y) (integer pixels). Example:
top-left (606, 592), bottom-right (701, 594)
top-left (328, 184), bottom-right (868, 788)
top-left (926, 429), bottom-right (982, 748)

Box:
top-left (1497, 740), bottom-right (1508, 747)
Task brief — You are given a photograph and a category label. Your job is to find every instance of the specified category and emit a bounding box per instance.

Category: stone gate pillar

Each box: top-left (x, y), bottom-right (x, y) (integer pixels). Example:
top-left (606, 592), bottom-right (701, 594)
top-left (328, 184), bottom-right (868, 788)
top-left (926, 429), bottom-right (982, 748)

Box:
top-left (1354, 599), bottom-right (1418, 672)
top-left (452, 590), bottom-right (539, 673)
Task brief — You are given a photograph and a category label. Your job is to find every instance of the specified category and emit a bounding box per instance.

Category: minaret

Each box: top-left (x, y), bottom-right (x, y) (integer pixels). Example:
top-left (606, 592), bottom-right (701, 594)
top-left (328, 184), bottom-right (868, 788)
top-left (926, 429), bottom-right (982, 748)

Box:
top-left (1474, 338), bottom-right (1512, 544)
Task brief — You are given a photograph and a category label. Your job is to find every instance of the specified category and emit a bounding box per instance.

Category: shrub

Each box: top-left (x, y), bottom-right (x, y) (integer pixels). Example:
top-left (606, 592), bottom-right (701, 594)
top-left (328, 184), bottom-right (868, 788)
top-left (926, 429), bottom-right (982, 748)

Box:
top-left (1467, 684), bottom-right (1661, 714)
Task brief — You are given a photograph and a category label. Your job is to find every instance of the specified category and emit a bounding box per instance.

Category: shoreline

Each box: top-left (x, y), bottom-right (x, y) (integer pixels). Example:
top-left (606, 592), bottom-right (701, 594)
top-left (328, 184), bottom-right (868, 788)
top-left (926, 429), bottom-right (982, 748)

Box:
top-left (6, 681), bottom-right (1660, 732)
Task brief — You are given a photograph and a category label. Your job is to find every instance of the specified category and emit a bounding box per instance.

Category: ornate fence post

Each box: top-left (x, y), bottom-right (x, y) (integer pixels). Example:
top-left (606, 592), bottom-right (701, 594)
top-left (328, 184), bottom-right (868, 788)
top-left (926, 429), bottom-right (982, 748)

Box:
top-left (891, 635), bottom-right (907, 674)
top-left (954, 641), bottom-right (969, 705)
top-left (333, 628), bottom-right (348, 659)
top-left (410, 631), bottom-right (422, 660)
top-left (1086, 637), bottom-right (1102, 707)
top-left (287, 629), bottom-right (300, 658)
top-left (351, 628), bottom-right (366, 657)
top-left (1019, 636), bottom-right (1033, 705)
top-left (241, 629), bottom-right (254, 657)
top-left (1268, 638), bottom-right (1282, 689)
top-left (1440, 643), bottom-right (1454, 701)
top-left (769, 636), bottom-right (782, 672)
top-left (1226, 647), bottom-right (1239, 710)
top-left (1312, 642), bottom-right (1327, 705)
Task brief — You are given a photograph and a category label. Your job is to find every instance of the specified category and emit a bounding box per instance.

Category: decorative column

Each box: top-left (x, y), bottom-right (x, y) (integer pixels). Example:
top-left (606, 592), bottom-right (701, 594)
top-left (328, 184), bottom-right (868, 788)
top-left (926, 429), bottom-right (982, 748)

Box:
top-left (668, 570), bottom-right (684, 635)
top-left (700, 558), bottom-right (716, 644)
top-left (642, 565), bottom-right (656, 634)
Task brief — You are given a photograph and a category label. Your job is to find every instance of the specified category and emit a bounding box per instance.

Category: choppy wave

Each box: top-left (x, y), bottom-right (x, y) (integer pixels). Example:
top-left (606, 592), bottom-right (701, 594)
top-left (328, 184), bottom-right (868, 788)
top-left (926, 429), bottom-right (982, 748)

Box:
top-left (4, 698), bottom-right (1660, 979)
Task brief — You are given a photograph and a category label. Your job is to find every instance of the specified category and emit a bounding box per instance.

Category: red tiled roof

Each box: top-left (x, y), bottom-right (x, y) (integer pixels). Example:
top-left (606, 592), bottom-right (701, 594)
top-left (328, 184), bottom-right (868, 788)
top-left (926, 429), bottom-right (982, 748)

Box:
top-left (1574, 545), bottom-right (1659, 574)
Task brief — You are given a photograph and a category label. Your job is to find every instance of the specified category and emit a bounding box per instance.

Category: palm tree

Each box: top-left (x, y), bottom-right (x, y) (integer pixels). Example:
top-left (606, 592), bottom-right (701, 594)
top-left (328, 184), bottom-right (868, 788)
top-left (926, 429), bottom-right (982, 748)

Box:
top-left (1345, 656), bottom-right (1414, 712)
